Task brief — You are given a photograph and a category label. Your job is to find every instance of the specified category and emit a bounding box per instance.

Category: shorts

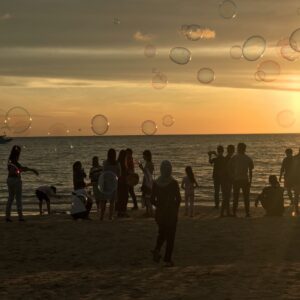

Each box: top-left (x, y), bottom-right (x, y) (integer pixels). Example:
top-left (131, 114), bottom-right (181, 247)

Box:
top-left (35, 190), bottom-right (50, 202)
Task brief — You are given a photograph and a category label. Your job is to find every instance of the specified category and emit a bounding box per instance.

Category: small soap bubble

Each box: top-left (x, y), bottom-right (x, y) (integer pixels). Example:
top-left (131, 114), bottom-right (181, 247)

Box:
top-left (197, 68), bottom-right (215, 84)
top-left (277, 110), bottom-right (295, 128)
top-left (162, 115), bottom-right (175, 127)
top-left (144, 44), bottom-right (157, 58)
top-left (256, 60), bottom-right (281, 82)
top-left (152, 72), bottom-right (168, 89)
top-left (169, 47), bottom-right (192, 65)
top-left (230, 45), bottom-right (243, 59)
top-left (5, 106), bottom-right (32, 134)
top-left (91, 114), bottom-right (110, 136)
top-left (242, 35), bottom-right (266, 61)
top-left (141, 120), bottom-right (157, 135)
top-left (219, 0), bottom-right (237, 19)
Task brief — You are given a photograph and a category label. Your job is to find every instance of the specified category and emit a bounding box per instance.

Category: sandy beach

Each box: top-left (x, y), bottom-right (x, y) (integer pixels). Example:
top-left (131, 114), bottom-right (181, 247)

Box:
top-left (1, 206), bottom-right (300, 300)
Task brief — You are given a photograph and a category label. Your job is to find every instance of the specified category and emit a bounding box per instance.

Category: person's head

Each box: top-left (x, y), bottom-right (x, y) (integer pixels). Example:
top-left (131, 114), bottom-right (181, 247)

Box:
top-left (217, 145), bottom-right (224, 155)
top-left (227, 144), bottom-right (235, 156)
top-left (285, 148), bottom-right (293, 157)
top-left (143, 150), bottom-right (152, 162)
top-left (269, 175), bottom-right (279, 187)
top-left (185, 166), bottom-right (196, 183)
top-left (73, 161), bottom-right (82, 173)
top-left (50, 186), bottom-right (57, 194)
top-left (126, 148), bottom-right (133, 157)
top-left (107, 148), bottom-right (117, 164)
top-left (237, 143), bottom-right (247, 154)
top-left (118, 149), bottom-right (126, 164)
top-left (9, 145), bottom-right (21, 162)
top-left (160, 160), bottom-right (172, 178)
top-left (92, 156), bottom-right (99, 167)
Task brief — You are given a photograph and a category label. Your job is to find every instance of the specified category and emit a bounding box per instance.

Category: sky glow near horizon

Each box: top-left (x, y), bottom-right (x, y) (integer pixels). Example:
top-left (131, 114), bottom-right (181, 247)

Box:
top-left (1, 0), bottom-right (300, 136)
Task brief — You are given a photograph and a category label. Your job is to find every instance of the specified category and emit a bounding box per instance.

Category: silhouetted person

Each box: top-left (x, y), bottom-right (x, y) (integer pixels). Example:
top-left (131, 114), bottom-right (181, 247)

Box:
top-left (117, 149), bottom-right (129, 217)
top-left (151, 160), bottom-right (181, 267)
top-left (89, 156), bottom-right (103, 213)
top-left (181, 166), bottom-right (199, 217)
top-left (229, 143), bottom-right (254, 217)
top-left (35, 185), bottom-right (57, 215)
top-left (291, 148), bottom-right (300, 215)
top-left (255, 175), bottom-right (284, 217)
top-left (6, 145), bottom-right (39, 222)
top-left (220, 144), bottom-right (235, 217)
top-left (279, 148), bottom-right (294, 205)
top-left (208, 145), bottom-right (225, 208)
top-left (126, 148), bottom-right (138, 210)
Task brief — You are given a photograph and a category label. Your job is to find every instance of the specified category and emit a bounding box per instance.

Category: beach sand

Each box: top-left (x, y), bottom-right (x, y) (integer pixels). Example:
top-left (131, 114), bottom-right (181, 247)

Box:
top-left (1, 206), bottom-right (300, 300)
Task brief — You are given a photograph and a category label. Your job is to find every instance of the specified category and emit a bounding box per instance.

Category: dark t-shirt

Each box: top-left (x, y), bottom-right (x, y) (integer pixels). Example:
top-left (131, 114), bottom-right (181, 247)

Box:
top-left (89, 166), bottom-right (103, 184)
top-left (73, 169), bottom-right (86, 190)
top-left (258, 186), bottom-right (284, 216)
top-left (281, 156), bottom-right (294, 180)
top-left (7, 161), bottom-right (23, 178)
top-left (211, 156), bottom-right (226, 179)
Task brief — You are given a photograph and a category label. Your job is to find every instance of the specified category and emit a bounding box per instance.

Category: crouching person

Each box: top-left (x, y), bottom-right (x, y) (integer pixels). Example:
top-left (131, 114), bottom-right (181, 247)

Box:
top-left (255, 175), bottom-right (284, 217)
top-left (71, 190), bottom-right (92, 220)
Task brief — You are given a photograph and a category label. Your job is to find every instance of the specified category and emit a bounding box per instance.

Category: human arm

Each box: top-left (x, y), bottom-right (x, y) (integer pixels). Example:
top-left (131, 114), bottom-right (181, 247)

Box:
top-left (249, 158), bottom-right (254, 186)
top-left (21, 166), bottom-right (39, 176)
top-left (279, 160), bottom-right (284, 182)
top-left (181, 178), bottom-right (185, 190)
top-left (175, 181), bottom-right (182, 207)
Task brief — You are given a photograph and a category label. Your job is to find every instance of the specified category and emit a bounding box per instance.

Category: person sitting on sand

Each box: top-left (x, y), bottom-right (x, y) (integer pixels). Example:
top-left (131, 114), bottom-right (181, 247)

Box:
top-left (89, 156), bottom-right (103, 213)
top-left (71, 161), bottom-right (92, 220)
top-left (255, 175), bottom-right (284, 217)
top-left (6, 145), bottom-right (39, 222)
top-left (181, 166), bottom-right (199, 217)
top-left (151, 160), bottom-right (181, 267)
top-left (35, 185), bottom-right (57, 215)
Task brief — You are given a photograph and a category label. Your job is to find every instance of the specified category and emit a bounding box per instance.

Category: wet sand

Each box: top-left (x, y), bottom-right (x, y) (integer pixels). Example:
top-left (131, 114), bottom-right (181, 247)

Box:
top-left (1, 206), bottom-right (300, 300)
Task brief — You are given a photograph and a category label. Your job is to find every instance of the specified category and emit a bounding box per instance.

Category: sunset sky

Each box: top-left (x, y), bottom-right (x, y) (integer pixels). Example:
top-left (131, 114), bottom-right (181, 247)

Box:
top-left (0, 0), bottom-right (300, 136)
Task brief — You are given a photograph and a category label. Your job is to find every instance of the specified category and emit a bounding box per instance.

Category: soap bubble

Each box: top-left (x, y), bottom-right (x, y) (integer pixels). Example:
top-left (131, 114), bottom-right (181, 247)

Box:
top-left (290, 28), bottom-right (300, 52)
top-left (230, 45), bottom-right (243, 59)
top-left (98, 171), bottom-right (118, 197)
top-left (141, 120), bottom-right (157, 135)
top-left (169, 47), bottom-right (191, 65)
top-left (152, 72), bottom-right (168, 89)
top-left (113, 18), bottom-right (120, 25)
top-left (197, 68), bottom-right (215, 84)
top-left (254, 71), bottom-right (265, 82)
top-left (162, 115), bottom-right (175, 127)
top-left (47, 123), bottom-right (69, 136)
top-left (277, 38), bottom-right (299, 61)
top-left (219, 0), bottom-right (237, 19)
top-left (277, 110), bottom-right (295, 128)
top-left (5, 106), bottom-right (32, 134)
top-left (91, 114), bottom-right (109, 136)
top-left (256, 60), bottom-right (281, 82)
top-left (0, 109), bottom-right (5, 127)
top-left (242, 35), bottom-right (266, 61)
top-left (144, 44), bottom-right (157, 58)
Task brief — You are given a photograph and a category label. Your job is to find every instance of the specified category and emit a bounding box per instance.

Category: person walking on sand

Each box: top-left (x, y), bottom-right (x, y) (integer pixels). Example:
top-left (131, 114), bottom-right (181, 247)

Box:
top-left (6, 145), bottom-right (39, 222)
top-left (220, 144), bottom-right (235, 217)
top-left (139, 150), bottom-right (154, 217)
top-left (208, 145), bottom-right (226, 209)
top-left (35, 185), bottom-right (57, 215)
top-left (279, 148), bottom-right (294, 206)
top-left (255, 175), bottom-right (284, 217)
top-left (181, 166), bottom-right (199, 217)
top-left (228, 143), bottom-right (254, 217)
top-left (126, 148), bottom-right (138, 210)
top-left (151, 160), bottom-right (181, 267)
top-left (89, 156), bottom-right (103, 213)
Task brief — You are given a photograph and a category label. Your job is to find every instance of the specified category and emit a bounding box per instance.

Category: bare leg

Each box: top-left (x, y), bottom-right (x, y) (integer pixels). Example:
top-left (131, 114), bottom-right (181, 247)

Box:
top-left (46, 200), bottom-right (51, 215)
top-left (109, 199), bottom-right (115, 220)
top-left (39, 201), bottom-right (43, 215)
top-left (100, 201), bottom-right (106, 220)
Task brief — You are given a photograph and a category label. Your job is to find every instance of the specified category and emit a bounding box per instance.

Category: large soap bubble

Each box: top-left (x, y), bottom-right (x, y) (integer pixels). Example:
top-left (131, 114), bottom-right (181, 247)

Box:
top-left (230, 45), bottom-right (243, 59)
top-left (91, 114), bottom-right (109, 136)
top-left (277, 38), bottom-right (299, 61)
top-left (169, 47), bottom-right (191, 65)
top-left (219, 0), bottom-right (237, 19)
top-left (144, 44), bottom-right (157, 58)
top-left (152, 72), bottom-right (168, 89)
top-left (277, 110), bottom-right (295, 128)
top-left (290, 28), bottom-right (300, 52)
top-left (242, 35), bottom-right (266, 61)
top-left (162, 115), bottom-right (175, 127)
top-left (256, 60), bottom-right (281, 82)
top-left (47, 123), bottom-right (69, 136)
top-left (141, 120), bottom-right (157, 135)
top-left (197, 68), bottom-right (215, 84)
top-left (98, 171), bottom-right (118, 197)
top-left (5, 106), bottom-right (32, 134)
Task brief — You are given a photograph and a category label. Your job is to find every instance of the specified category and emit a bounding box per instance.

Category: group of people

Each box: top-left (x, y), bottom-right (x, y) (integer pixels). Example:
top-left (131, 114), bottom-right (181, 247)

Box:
top-left (4, 142), bottom-right (300, 266)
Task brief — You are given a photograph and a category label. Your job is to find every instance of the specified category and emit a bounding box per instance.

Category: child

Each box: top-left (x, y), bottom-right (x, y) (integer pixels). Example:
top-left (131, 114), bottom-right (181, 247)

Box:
top-left (35, 185), bottom-right (56, 215)
top-left (255, 175), bottom-right (284, 216)
top-left (89, 156), bottom-right (103, 213)
top-left (181, 166), bottom-right (199, 217)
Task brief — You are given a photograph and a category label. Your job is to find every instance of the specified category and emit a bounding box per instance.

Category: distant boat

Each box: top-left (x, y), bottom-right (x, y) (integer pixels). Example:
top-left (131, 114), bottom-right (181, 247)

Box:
top-left (0, 135), bottom-right (12, 144)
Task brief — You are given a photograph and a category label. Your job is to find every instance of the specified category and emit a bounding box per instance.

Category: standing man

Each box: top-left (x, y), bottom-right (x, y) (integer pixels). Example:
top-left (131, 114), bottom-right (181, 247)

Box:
top-left (279, 148), bottom-right (294, 206)
top-left (291, 148), bottom-right (300, 215)
top-left (220, 144), bottom-right (235, 217)
top-left (208, 145), bottom-right (226, 209)
top-left (229, 143), bottom-right (254, 217)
